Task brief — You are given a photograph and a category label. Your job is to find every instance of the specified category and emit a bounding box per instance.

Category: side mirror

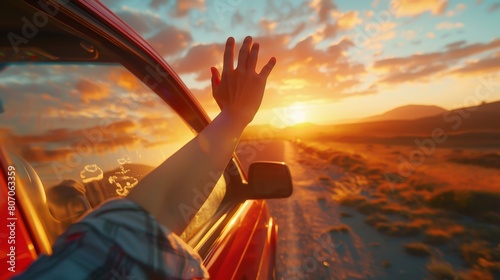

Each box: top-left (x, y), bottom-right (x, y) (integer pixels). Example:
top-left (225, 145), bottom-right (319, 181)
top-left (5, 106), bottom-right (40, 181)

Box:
top-left (247, 161), bottom-right (293, 199)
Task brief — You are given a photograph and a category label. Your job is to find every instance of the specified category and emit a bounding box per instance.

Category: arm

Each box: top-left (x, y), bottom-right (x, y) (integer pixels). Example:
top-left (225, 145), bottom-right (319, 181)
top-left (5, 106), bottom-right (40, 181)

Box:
top-left (127, 36), bottom-right (276, 235)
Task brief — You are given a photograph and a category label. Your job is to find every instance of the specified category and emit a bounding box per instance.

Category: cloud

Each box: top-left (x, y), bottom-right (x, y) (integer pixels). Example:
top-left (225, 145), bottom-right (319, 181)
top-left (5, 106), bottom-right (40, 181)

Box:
top-left (116, 8), bottom-right (168, 36)
top-left (172, 43), bottom-right (224, 80)
top-left (452, 56), bottom-right (500, 76)
top-left (456, 3), bottom-right (467, 12)
top-left (174, 0), bottom-right (205, 17)
top-left (489, 3), bottom-right (500, 13)
top-left (321, 23), bottom-right (339, 39)
top-left (74, 79), bottom-right (110, 104)
top-left (146, 26), bottom-right (193, 56)
top-left (260, 19), bottom-right (278, 34)
top-left (310, 0), bottom-right (337, 23)
top-left (373, 38), bottom-right (500, 84)
top-left (436, 21), bottom-right (464, 30)
top-left (335, 11), bottom-right (362, 30)
top-left (445, 40), bottom-right (467, 49)
top-left (150, 0), bottom-right (166, 9)
top-left (381, 64), bottom-right (448, 84)
top-left (401, 29), bottom-right (417, 40)
top-left (392, 0), bottom-right (448, 17)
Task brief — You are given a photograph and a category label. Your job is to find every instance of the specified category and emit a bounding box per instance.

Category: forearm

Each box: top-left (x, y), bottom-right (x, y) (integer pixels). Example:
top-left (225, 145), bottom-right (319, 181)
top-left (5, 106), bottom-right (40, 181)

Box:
top-left (127, 109), bottom-right (245, 234)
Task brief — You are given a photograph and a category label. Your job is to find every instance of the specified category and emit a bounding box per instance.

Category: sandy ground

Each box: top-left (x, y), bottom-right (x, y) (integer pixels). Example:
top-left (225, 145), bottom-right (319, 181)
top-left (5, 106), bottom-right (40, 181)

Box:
top-left (238, 140), bottom-right (463, 280)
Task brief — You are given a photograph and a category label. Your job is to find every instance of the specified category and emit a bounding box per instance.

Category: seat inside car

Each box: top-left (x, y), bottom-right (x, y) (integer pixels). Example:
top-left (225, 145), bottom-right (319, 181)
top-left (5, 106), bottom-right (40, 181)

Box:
top-left (46, 180), bottom-right (92, 229)
top-left (1, 148), bottom-right (84, 252)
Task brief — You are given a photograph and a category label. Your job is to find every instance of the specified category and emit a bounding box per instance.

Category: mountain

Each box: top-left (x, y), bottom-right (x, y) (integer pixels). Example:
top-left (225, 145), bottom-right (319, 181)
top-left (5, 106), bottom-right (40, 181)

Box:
top-left (275, 101), bottom-right (500, 147)
top-left (362, 105), bottom-right (447, 122)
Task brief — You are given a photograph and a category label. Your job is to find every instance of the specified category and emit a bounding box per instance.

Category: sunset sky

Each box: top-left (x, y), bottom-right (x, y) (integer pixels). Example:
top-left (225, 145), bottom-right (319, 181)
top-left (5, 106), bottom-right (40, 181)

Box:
top-left (78, 1), bottom-right (500, 124)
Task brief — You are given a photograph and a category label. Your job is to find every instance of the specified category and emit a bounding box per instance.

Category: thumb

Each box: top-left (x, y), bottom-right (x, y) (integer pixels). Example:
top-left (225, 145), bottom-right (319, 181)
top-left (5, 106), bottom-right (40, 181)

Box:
top-left (210, 67), bottom-right (220, 93)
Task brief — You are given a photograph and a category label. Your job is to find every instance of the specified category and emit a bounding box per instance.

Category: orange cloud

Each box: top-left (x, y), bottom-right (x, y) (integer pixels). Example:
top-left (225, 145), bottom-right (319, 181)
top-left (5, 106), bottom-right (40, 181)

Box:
top-left (310, 0), bottom-right (337, 23)
top-left (260, 19), bottom-right (278, 34)
top-left (175, 0), bottom-right (205, 17)
top-left (336, 11), bottom-right (362, 30)
top-left (452, 56), bottom-right (500, 76)
top-left (392, 0), bottom-right (448, 17)
top-left (373, 38), bottom-right (500, 84)
top-left (147, 26), bottom-right (193, 56)
top-left (173, 43), bottom-right (223, 81)
top-left (74, 78), bottom-right (110, 104)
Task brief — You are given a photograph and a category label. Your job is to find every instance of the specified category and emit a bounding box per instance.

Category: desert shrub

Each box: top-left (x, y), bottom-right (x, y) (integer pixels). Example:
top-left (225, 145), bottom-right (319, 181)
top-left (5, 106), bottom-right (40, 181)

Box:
top-left (381, 203), bottom-right (410, 215)
top-left (338, 194), bottom-right (368, 206)
top-left (340, 211), bottom-right (353, 218)
top-left (448, 153), bottom-right (500, 169)
top-left (365, 168), bottom-right (382, 176)
top-left (460, 241), bottom-right (492, 267)
top-left (414, 183), bottom-right (436, 192)
top-left (350, 164), bottom-right (368, 174)
top-left (318, 176), bottom-right (330, 185)
top-left (461, 269), bottom-right (494, 280)
top-left (426, 261), bottom-right (460, 280)
top-left (330, 153), bottom-right (365, 169)
top-left (427, 190), bottom-right (500, 217)
top-left (403, 242), bottom-right (432, 257)
top-left (356, 198), bottom-right (387, 214)
top-left (328, 225), bottom-right (351, 233)
top-left (424, 229), bottom-right (452, 245)
top-left (371, 192), bottom-right (385, 199)
top-left (375, 219), bottom-right (429, 237)
top-left (381, 173), bottom-right (406, 186)
top-left (478, 211), bottom-right (500, 226)
top-left (365, 213), bottom-right (389, 226)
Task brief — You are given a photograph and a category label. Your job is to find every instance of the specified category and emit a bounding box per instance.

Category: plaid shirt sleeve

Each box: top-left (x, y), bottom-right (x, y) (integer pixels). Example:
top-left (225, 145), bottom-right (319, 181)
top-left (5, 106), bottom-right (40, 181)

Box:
top-left (13, 198), bottom-right (210, 280)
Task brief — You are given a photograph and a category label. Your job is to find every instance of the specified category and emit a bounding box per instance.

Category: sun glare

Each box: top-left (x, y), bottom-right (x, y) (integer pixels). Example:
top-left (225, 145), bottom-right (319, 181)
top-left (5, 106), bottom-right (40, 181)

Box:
top-left (284, 104), bottom-right (307, 126)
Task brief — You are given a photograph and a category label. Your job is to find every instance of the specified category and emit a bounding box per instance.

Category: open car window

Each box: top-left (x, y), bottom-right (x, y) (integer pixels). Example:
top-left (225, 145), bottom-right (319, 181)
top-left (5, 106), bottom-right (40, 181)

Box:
top-left (0, 63), bottom-right (227, 246)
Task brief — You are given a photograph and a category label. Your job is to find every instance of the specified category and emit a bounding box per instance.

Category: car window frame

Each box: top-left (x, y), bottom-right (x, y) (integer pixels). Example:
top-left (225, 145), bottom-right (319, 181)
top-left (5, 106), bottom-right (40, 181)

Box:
top-left (6, 0), bottom-right (250, 256)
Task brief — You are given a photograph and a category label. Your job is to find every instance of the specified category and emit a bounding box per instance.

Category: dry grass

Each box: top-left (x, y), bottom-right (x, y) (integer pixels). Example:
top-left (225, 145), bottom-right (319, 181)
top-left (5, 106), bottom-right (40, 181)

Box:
top-left (460, 241), bottom-right (493, 267)
top-left (424, 229), bottom-right (453, 245)
top-left (403, 242), bottom-right (432, 257)
top-left (339, 211), bottom-right (353, 218)
top-left (427, 261), bottom-right (461, 280)
top-left (365, 213), bottom-right (389, 226)
top-left (328, 224), bottom-right (351, 234)
top-left (318, 176), bottom-right (331, 185)
top-left (356, 198), bottom-right (387, 214)
top-left (375, 219), bottom-right (430, 237)
top-left (478, 211), bottom-right (500, 226)
top-left (461, 269), bottom-right (494, 280)
top-left (338, 194), bottom-right (368, 206)
top-left (427, 189), bottom-right (500, 217)
top-left (380, 203), bottom-right (411, 215)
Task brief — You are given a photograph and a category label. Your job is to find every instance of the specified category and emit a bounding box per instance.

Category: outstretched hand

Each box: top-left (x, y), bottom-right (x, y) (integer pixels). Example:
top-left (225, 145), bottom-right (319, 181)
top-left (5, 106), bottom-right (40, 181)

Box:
top-left (210, 36), bottom-right (276, 126)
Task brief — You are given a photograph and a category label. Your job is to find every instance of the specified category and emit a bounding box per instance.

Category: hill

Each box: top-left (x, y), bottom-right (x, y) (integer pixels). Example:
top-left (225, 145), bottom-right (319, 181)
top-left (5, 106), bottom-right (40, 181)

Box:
top-left (362, 105), bottom-right (447, 122)
top-left (271, 101), bottom-right (500, 148)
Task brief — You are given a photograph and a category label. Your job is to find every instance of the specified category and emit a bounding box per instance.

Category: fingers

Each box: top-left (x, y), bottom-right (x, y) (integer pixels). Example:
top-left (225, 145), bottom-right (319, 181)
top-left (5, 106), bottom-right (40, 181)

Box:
top-left (237, 36), bottom-right (252, 70)
top-left (223, 37), bottom-right (235, 73)
top-left (259, 57), bottom-right (277, 79)
top-left (210, 67), bottom-right (221, 93)
top-left (247, 43), bottom-right (259, 72)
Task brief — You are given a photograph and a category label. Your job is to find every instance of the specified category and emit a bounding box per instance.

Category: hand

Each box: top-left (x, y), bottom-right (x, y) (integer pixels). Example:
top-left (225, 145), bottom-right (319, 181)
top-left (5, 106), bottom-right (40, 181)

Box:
top-left (211, 36), bottom-right (276, 126)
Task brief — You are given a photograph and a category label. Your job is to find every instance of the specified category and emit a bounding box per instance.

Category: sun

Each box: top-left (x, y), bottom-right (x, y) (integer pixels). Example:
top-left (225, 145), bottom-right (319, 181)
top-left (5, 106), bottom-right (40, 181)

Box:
top-left (285, 104), bottom-right (307, 126)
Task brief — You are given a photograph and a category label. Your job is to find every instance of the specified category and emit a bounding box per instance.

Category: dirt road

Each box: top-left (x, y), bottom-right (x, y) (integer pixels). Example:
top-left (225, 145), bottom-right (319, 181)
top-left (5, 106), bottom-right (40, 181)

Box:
top-left (238, 140), bottom-right (433, 280)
